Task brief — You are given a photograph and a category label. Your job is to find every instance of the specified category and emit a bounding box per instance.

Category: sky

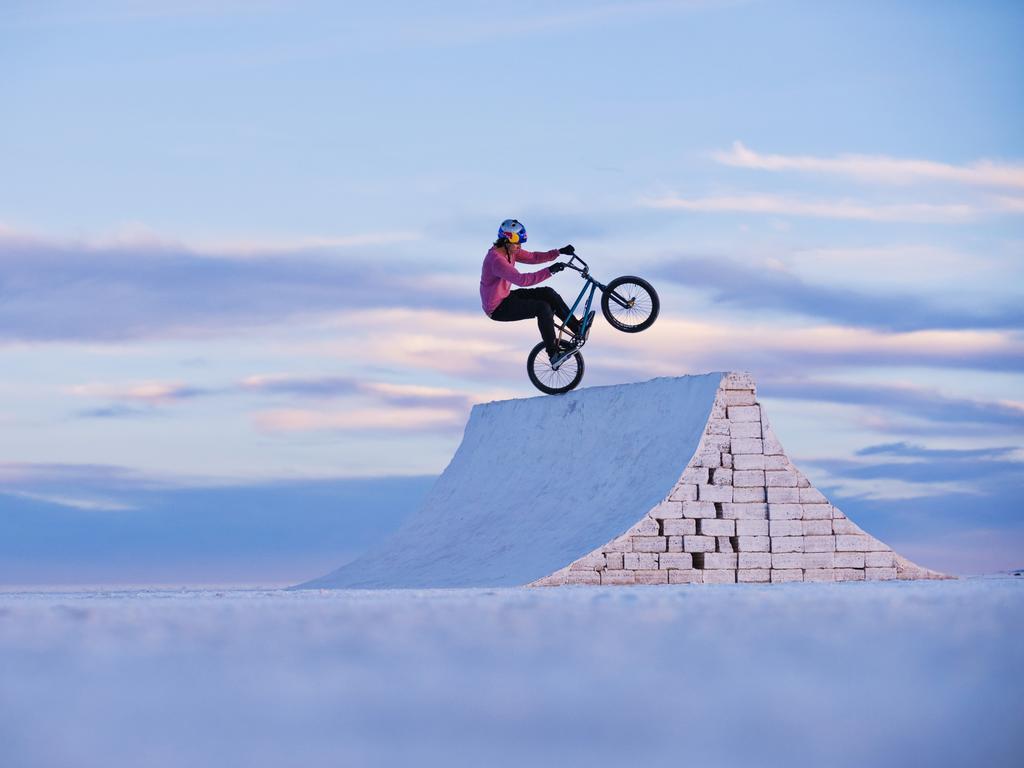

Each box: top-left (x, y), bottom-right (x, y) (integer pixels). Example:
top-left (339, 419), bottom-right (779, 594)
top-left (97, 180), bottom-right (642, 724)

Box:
top-left (1, 0), bottom-right (1022, 584)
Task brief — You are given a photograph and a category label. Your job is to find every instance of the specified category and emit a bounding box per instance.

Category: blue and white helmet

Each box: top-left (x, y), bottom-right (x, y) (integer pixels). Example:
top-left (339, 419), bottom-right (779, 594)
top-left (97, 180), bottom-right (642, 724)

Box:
top-left (497, 219), bottom-right (527, 244)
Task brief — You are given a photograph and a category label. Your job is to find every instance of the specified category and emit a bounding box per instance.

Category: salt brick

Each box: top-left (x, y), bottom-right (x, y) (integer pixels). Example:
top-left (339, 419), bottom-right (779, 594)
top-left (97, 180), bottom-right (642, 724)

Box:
top-left (703, 434), bottom-right (732, 452)
top-left (706, 419), bottom-right (731, 435)
top-left (723, 389), bottom-right (756, 406)
top-left (683, 535), bottom-right (716, 553)
top-left (801, 504), bottom-right (833, 520)
top-left (601, 571), bottom-right (635, 585)
top-left (702, 569), bottom-right (737, 584)
top-left (721, 502), bottom-right (768, 519)
top-left (771, 537), bottom-right (803, 553)
top-left (699, 518), bottom-right (735, 536)
top-left (799, 488), bottom-right (828, 504)
top-left (738, 569), bottom-right (770, 583)
top-left (628, 517), bottom-right (660, 536)
top-left (729, 421), bottom-right (762, 439)
top-left (772, 553), bottom-right (803, 569)
top-left (650, 501), bottom-right (683, 519)
top-left (659, 553), bottom-right (693, 570)
top-left (570, 552), bottom-right (606, 570)
top-left (728, 405), bottom-right (761, 422)
top-left (669, 570), bottom-right (703, 584)
top-left (697, 485), bottom-right (733, 503)
top-left (801, 552), bottom-right (835, 569)
top-left (624, 552), bottom-right (659, 570)
top-left (736, 519), bottom-right (769, 536)
top-left (632, 536), bottom-right (667, 552)
top-left (606, 553), bottom-right (624, 570)
top-left (765, 455), bottom-right (789, 470)
top-left (803, 535), bottom-right (836, 553)
top-left (771, 569), bottom-right (803, 583)
top-left (710, 400), bottom-right (726, 419)
top-left (531, 572), bottom-right (565, 587)
top-left (834, 552), bottom-right (865, 568)
top-left (832, 519), bottom-right (865, 535)
top-left (767, 487), bottom-right (800, 503)
top-left (766, 470), bottom-right (798, 487)
top-left (737, 536), bottom-right (769, 552)
top-left (681, 501), bottom-right (717, 518)
top-left (723, 372), bottom-right (756, 390)
top-left (716, 537), bottom-right (734, 553)
top-left (769, 520), bottom-right (802, 537)
top-left (667, 536), bottom-right (683, 553)
top-left (721, 453), bottom-right (733, 469)
top-left (739, 552), bottom-right (772, 569)
top-left (762, 428), bottom-right (784, 456)
top-left (797, 476), bottom-right (811, 489)
top-left (802, 520), bottom-right (832, 536)
top-left (696, 450), bottom-right (722, 468)
top-left (734, 470), bottom-right (766, 487)
top-left (669, 484), bottom-right (698, 502)
top-left (832, 507), bottom-right (847, 519)
top-left (768, 503), bottom-right (803, 520)
top-left (733, 487), bottom-right (766, 503)
top-left (663, 518), bottom-right (697, 536)
top-left (634, 569), bottom-right (669, 584)
top-left (836, 535), bottom-right (887, 552)
top-left (603, 537), bottom-right (631, 553)
top-left (835, 568), bottom-right (865, 582)
top-left (865, 552), bottom-right (895, 568)
top-left (711, 468), bottom-right (733, 486)
top-left (566, 571), bottom-right (601, 585)
top-left (733, 454), bottom-right (766, 470)
top-left (803, 569), bottom-right (834, 583)
top-left (865, 567), bottom-right (897, 581)
top-left (702, 552), bottom-right (738, 569)
top-left (731, 438), bottom-right (764, 455)
top-left (681, 467), bottom-right (709, 484)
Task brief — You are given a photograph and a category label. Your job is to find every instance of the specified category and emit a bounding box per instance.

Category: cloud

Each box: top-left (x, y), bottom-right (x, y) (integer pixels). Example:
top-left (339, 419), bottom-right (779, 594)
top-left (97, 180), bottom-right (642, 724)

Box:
top-left (639, 193), bottom-right (1006, 223)
top-left (652, 255), bottom-right (1024, 332)
top-left (714, 141), bottom-right (1024, 190)
top-left (4, 490), bottom-right (139, 512)
top-left (252, 407), bottom-right (465, 434)
top-left (0, 228), bottom-right (471, 343)
top-left (761, 379), bottom-right (1024, 432)
top-left (67, 381), bottom-right (211, 404)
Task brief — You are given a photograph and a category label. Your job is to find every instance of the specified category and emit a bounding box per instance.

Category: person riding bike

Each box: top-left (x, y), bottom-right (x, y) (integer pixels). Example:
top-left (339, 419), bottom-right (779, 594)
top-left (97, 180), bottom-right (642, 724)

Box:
top-left (480, 219), bottom-right (593, 360)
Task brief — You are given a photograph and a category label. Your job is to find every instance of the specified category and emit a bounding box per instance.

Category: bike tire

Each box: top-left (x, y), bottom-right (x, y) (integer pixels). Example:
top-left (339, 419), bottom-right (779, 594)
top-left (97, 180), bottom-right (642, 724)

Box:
top-left (527, 341), bottom-right (585, 395)
top-left (601, 276), bottom-right (659, 333)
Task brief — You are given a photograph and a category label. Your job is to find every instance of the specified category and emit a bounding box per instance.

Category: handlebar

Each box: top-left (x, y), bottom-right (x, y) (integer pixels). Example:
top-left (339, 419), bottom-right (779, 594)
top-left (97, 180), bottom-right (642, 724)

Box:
top-left (565, 254), bottom-right (589, 276)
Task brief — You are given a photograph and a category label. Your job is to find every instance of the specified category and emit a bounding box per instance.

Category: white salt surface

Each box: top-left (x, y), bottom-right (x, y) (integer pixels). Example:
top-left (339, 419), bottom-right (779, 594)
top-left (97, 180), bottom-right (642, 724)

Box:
top-left (2, 579), bottom-right (1022, 768)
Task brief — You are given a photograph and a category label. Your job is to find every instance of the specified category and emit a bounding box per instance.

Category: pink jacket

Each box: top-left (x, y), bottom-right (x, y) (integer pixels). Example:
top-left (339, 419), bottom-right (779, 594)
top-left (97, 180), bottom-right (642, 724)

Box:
top-left (479, 246), bottom-right (561, 315)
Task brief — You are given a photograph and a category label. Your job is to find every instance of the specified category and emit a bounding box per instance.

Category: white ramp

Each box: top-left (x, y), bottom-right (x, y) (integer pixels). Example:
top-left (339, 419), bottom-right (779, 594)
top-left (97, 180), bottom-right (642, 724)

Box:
top-left (300, 372), bottom-right (949, 589)
top-left (300, 374), bottom-right (723, 588)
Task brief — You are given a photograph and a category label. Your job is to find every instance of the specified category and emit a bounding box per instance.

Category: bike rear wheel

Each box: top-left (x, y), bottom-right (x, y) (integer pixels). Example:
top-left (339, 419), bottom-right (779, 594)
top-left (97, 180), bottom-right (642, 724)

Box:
top-left (527, 341), bottom-right (585, 395)
top-left (601, 276), bottom-right (659, 333)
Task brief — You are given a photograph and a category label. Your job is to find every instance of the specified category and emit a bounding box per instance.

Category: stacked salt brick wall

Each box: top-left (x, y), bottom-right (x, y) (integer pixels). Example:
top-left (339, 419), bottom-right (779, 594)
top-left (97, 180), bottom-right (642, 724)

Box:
top-left (531, 372), bottom-right (949, 587)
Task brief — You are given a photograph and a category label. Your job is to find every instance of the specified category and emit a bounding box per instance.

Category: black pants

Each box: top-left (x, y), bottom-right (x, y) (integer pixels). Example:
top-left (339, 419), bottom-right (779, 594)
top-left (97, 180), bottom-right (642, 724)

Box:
top-left (491, 287), bottom-right (578, 354)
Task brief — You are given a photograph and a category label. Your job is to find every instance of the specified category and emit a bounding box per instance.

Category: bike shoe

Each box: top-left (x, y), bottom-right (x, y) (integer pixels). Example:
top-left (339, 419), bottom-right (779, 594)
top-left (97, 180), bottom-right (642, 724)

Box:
top-left (573, 310), bottom-right (596, 343)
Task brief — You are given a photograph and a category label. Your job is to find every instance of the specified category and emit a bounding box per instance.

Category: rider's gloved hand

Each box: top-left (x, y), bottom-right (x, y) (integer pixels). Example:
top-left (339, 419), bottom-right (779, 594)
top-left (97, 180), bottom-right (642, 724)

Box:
top-left (558, 244), bottom-right (575, 255)
top-left (548, 262), bottom-right (566, 274)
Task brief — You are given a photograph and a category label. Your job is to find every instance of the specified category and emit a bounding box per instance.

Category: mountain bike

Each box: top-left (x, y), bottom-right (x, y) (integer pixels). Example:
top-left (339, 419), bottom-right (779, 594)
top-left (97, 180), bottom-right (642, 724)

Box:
top-left (527, 254), bottom-right (659, 395)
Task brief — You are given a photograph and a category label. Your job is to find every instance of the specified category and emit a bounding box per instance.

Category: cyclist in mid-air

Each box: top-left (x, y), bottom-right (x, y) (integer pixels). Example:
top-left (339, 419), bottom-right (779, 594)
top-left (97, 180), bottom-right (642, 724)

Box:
top-left (479, 219), bottom-right (592, 360)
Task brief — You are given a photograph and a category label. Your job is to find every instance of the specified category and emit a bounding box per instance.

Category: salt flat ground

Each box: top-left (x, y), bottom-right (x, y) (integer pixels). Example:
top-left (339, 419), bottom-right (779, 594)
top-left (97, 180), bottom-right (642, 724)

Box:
top-left (1, 579), bottom-right (1022, 768)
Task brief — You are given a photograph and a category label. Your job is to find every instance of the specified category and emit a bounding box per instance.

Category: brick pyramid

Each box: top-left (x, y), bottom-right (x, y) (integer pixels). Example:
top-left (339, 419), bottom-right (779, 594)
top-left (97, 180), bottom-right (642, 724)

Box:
top-left (532, 372), bottom-right (951, 586)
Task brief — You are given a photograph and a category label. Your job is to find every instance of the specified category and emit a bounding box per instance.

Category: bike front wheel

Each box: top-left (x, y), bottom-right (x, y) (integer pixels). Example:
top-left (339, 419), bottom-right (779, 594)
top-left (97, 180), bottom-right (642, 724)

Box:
top-left (527, 341), bottom-right (585, 395)
top-left (601, 276), bottom-right (659, 333)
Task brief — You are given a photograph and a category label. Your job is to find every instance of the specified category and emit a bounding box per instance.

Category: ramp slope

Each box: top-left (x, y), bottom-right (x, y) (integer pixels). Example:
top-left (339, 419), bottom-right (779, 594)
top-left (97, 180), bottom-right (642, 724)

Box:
top-left (301, 372), bottom-right (949, 589)
top-left (300, 374), bottom-right (724, 588)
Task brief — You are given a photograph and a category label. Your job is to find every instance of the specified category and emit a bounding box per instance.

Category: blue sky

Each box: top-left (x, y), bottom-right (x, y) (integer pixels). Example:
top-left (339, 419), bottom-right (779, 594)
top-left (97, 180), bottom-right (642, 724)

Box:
top-left (1, 0), bottom-right (1022, 584)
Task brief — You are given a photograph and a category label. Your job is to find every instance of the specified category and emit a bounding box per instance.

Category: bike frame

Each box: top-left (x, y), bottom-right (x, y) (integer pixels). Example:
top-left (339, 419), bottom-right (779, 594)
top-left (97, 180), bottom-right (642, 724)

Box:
top-left (555, 254), bottom-right (632, 345)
